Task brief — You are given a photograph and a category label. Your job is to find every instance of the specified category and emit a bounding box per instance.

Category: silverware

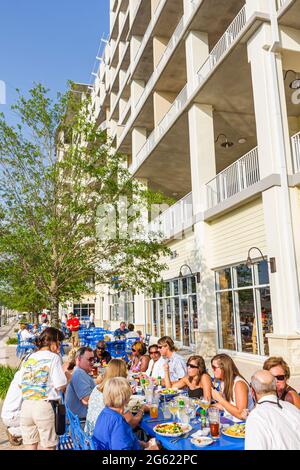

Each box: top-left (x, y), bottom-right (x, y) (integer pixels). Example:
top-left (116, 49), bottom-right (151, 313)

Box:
top-left (170, 429), bottom-right (194, 444)
top-left (145, 418), bottom-right (166, 423)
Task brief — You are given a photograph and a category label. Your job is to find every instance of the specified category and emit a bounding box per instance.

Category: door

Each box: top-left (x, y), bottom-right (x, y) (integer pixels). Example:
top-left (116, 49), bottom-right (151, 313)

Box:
top-left (181, 298), bottom-right (190, 347)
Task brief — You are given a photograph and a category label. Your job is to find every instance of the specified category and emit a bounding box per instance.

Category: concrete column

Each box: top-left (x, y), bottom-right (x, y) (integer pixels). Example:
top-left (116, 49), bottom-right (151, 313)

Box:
top-left (151, 0), bottom-right (161, 17)
top-left (131, 79), bottom-right (145, 109)
top-left (185, 31), bottom-right (209, 94)
top-left (119, 68), bottom-right (126, 89)
top-left (247, 25), bottom-right (300, 344)
top-left (133, 293), bottom-right (146, 332)
top-left (153, 91), bottom-right (176, 126)
top-left (129, 0), bottom-right (140, 28)
top-left (119, 10), bottom-right (126, 31)
top-left (245, 0), bottom-right (270, 19)
top-left (119, 40), bottom-right (126, 60)
top-left (153, 36), bottom-right (169, 68)
top-left (187, 103), bottom-right (217, 356)
top-left (132, 127), bottom-right (147, 159)
top-left (130, 35), bottom-right (143, 62)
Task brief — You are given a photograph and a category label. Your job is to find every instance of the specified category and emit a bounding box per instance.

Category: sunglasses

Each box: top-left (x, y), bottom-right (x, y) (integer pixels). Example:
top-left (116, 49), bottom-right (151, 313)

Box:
top-left (87, 357), bottom-right (95, 363)
top-left (274, 375), bottom-right (286, 381)
top-left (187, 363), bottom-right (199, 369)
top-left (212, 365), bottom-right (221, 371)
top-left (132, 348), bottom-right (136, 352)
top-left (158, 345), bottom-right (166, 349)
top-left (150, 350), bottom-right (159, 354)
top-left (97, 347), bottom-right (105, 350)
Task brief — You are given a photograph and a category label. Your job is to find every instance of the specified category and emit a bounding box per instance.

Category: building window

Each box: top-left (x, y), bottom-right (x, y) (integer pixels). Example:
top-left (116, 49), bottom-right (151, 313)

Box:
top-left (144, 276), bottom-right (198, 346)
top-left (215, 260), bottom-right (273, 356)
top-left (73, 303), bottom-right (95, 321)
top-left (109, 291), bottom-right (135, 323)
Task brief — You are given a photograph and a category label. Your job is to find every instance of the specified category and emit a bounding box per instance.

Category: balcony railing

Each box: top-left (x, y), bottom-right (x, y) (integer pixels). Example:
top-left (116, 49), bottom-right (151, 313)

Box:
top-left (206, 147), bottom-right (260, 209)
top-left (197, 6), bottom-right (247, 86)
top-left (148, 192), bottom-right (193, 240)
top-left (130, 85), bottom-right (188, 174)
top-left (291, 131), bottom-right (300, 173)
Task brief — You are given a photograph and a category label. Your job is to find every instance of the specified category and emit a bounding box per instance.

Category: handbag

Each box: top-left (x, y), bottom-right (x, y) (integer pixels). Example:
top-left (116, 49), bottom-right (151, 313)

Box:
top-left (50, 401), bottom-right (66, 435)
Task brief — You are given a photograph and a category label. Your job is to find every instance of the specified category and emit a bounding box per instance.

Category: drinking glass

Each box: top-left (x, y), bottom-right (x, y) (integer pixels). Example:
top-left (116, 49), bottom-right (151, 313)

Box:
top-left (145, 388), bottom-right (154, 405)
top-left (168, 400), bottom-right (179, 422)
top-left (208, 407), bottom-right (220, 438)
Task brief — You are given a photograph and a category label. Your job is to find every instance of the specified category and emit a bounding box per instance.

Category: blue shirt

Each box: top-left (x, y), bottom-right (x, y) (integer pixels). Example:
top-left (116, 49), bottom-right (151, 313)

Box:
top-left (93, 407), bottom-right (142, 450)
top-left (114, 328), bottom-right (129, 337)
top-left (65, 367), bottom-right (95, 419)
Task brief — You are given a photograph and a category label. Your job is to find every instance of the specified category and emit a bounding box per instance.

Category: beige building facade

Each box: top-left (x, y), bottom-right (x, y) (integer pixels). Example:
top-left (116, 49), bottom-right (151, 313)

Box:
top-left (89, 0), bottom-right (300, 383)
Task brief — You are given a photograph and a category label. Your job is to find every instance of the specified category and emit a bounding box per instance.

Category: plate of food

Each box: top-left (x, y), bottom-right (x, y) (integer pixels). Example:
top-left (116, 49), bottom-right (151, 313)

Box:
top-left (127, 396), bottom-right (146, 413)
top-left (191, 436), bottom-right (214, 448)
top-left (158, 388), bottom-right (179, 400)
top-left (221, 423), bottom-right (246, 439)
top-left (153, 422), bottom-right (192, 437)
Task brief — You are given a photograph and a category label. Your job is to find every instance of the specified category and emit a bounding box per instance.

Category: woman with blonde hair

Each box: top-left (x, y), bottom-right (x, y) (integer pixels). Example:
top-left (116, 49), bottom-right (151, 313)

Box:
top-left (263, 356), bottom-right (300, 409)
top-left (129, 341), bottom-right (150, 373)
top-left (164, 355), bottom-right (212, 401)
top-left (211, 353), bottom-right (254, 422)
top-left (93, 378), bottom-right (158, 450)
top-left (85, 359), bottom-right (146, 435)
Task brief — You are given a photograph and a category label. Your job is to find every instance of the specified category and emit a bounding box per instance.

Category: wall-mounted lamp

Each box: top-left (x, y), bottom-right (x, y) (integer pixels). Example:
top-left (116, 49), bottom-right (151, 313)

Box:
top-left (215, 133), bottom-right (234, 149)
top-left (179, 264), bottom-right (201, 283)
top-left (284, 70), bottom-right (300, 90)
top-left (246, 247), bottom-right (276, 273)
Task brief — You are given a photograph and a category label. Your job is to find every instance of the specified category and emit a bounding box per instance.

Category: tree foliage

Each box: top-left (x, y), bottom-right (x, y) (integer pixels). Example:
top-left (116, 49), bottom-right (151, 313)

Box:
top-left (0, 83), bottom-right (170, 326)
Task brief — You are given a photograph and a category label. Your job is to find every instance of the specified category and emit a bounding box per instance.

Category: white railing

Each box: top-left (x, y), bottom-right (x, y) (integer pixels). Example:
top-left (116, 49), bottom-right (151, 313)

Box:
top-left (148, 192), bottom-right (193, 240)
top-left (130, 85), bottom-right (188, 174)
top-left (276, 0), bottom-right (288, 9)
top-left (291, 131), bottom-right (300, 173)
top-left (206, 147), bottom-right (260, 209)
top-left (197, 5), bottom-right (247, 86)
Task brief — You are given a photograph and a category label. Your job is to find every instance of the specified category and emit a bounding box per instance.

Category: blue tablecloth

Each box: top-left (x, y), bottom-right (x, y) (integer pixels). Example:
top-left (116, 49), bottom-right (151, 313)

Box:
top-left (140, 408), bottom-right (245, 451)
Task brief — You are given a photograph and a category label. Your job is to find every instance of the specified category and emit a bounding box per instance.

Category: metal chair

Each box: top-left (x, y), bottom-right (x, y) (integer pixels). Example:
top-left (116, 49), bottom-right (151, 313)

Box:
top-left (65, 406), bottom-right (95, 450)
top-left (16, 333), bottom-right (36, 358)
top-left (144, 333), bottom-right (151, 348)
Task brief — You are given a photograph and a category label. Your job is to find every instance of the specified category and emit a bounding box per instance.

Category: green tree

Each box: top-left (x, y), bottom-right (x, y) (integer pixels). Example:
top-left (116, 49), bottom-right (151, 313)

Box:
top-left (0, 83), bottom-right (170, 327)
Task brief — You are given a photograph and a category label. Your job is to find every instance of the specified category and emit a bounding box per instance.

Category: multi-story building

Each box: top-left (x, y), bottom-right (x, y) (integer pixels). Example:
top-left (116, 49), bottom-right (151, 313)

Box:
top-left (90, 0), bottom-right (300, 382)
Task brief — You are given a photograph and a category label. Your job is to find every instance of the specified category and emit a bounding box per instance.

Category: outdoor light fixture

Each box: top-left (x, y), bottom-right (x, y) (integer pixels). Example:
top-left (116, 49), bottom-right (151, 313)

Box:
top-left (238, 137), bottom-right (247, 144)
top-left (284, 70), bottom-right (300, 90)
top-left (246, 247), bottom-right (277, 273)
top-left (215, 133), bottom-right (234, 149)
top-left (179, 264), bottom-right (201, 283)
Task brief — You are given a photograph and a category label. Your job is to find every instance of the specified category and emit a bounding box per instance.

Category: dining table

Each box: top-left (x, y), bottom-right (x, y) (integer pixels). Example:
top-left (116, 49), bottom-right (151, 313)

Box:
top-left (140, 406), bottom-right (245, 451)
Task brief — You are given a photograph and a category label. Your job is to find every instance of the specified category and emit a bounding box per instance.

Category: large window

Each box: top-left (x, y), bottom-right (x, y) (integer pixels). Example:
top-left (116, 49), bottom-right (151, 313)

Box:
top-left (144, 276), bottom-right (198, 347)
top-left (73, 303), bottom-right (95, 320)
top-left (109, 291), bottom-right (135, 323)
top-left (216, 261), bottom-right (273, 356)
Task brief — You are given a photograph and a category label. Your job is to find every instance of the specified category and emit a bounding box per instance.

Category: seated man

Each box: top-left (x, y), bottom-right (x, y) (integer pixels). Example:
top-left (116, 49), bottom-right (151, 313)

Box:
top-left (1, 370), bottom-right (23, 446)
top-left (114, 321), bottom-right (129, 338)
top-left (65, 347), bottom-right (96, 420)
top-left (125, 324), bottom-right (139, 339)
top-left (245, 370), bottom-right (300, 450)
top-left (94, 341), bottom-right (111, 367)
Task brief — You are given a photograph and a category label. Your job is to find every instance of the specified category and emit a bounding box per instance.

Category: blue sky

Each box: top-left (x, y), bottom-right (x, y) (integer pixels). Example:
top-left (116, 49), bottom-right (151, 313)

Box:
top-left (0, 0), bottom-right (109, 123)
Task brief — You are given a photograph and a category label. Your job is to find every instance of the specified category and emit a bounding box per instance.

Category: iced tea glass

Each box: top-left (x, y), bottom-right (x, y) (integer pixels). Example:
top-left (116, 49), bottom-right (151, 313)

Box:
top-left (208, 407), bottom-right (220, 438)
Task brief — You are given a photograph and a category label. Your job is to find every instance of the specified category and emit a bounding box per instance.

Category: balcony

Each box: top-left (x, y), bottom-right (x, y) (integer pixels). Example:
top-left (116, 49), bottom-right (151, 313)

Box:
top-left (148, 192), bottom-right (193, 240)
top-left (291, 131), bottom-right (300, 173)
top-left (129, 5), bottom-right (248, 176)
top-left (206, 147), bottom-right (260, 209)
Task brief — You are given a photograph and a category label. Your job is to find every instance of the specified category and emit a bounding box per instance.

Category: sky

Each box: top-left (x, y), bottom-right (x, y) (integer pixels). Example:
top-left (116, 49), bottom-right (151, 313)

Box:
top-left (0, 0), bottom-right (110, 124)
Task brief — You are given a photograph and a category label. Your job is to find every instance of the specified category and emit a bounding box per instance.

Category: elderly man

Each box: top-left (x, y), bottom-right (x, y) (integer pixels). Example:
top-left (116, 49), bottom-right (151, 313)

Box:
top-left (65, 347), bottom-right (96, 420)
top-left (114, 321), bottom-right (129, 338)
top-left (245, 370), bottom-right (300, 450)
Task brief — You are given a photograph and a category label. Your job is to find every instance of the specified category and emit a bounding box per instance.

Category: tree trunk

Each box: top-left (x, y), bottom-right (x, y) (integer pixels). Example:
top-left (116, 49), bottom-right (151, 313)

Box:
top-left (34, 312), bottom-right (39, 324)
top-left (50, 297), bottom-right (60, 329)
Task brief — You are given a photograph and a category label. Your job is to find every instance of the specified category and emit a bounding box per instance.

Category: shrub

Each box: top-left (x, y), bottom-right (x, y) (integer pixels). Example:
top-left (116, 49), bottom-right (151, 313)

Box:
top-left (6, 337), bottom-right (18, 345)
top-left (0, 365), bottom-right (18, 400)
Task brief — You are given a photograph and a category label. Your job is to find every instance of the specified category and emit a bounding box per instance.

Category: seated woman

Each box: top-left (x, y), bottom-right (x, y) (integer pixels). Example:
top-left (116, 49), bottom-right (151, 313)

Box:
top-left (93, 377), bottom-right (158, 450)
top-left (129, 341), bottom-right (150, 373)
top-left (211, 353), bottom-right (254, 422)
top-left (85, 358), bottom-right (147, 435)
top-left (263, 356), bottom-right (300, 409)
top-left (164, 355), bottom-right (212, 401)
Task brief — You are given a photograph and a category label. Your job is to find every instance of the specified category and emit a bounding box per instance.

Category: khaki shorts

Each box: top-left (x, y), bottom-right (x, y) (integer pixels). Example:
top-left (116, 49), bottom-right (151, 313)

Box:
top-left (20, 400), bottom-right (58, 448)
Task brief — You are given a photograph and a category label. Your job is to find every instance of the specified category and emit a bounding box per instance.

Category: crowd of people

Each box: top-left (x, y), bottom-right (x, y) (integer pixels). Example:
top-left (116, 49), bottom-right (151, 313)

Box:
top-left (2, 317), bottom-right (300, 451)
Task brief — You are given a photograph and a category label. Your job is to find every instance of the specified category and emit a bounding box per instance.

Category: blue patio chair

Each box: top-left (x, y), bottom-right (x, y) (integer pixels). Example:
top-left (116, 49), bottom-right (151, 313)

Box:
top-left (110, 340), bottom-right (126, 359)
top-left (125, 337), bottom-right (137, 354)
top-left (66, 406), bottom-right (95, 450)
top-left (16, 333), bottom-right (36, 358)
top-left (57, 433), bottom-right (74, 450)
